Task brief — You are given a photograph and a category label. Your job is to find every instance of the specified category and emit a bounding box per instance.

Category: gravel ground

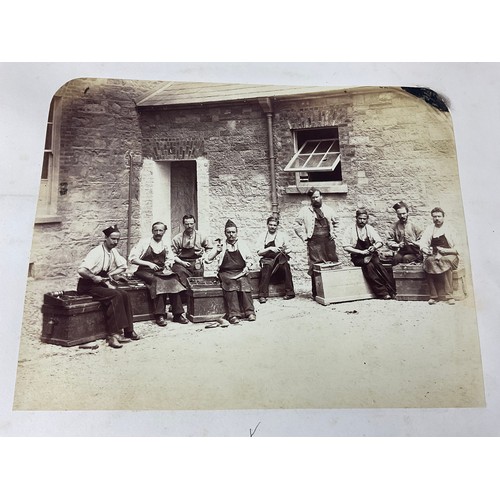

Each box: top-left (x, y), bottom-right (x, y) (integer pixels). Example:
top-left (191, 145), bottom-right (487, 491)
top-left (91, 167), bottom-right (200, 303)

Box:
top-left (13, 276), bottom-right (485, 411)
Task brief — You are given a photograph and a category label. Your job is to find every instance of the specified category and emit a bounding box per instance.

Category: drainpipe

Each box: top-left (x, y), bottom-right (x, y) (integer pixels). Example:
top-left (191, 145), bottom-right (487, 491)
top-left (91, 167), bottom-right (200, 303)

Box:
top-left (126, 150), bottom-right (133, 259)
top-left (261, 98), bottom-right (279, 217)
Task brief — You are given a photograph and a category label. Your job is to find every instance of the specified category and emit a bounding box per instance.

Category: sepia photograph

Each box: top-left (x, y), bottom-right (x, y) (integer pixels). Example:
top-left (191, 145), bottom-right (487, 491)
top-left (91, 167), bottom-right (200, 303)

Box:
top-left (10, 68), bottom-right (485, 413)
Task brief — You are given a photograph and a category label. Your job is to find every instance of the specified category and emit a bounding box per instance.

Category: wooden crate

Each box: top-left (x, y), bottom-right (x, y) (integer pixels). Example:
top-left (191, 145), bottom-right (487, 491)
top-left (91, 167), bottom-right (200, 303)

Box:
top-left (393, 264), bottom-right (467, 301)
top-left (40, 286), bottom-right (156, 347)
top-left (313, 264), bottom-right (376, 305)
top-left (123, 284), bottom-right (156, 321)
top-left (186, 277), bottom-right (226, 323)
top-left (41, 292), bottom-right (108, 347)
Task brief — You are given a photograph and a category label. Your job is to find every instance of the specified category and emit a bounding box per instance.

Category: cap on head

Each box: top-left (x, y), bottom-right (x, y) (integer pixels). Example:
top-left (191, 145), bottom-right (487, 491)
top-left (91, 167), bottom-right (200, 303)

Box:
top-left (103, 225), bottom-right (119, 237)
top-left (393, 201), bottom-right (409, 212)
top-left (225, 219), bottom-right (237, 230)
top-left (307, 187), bottom-right (321, 198)
top-left (356, 207), bottom-right (369, 217)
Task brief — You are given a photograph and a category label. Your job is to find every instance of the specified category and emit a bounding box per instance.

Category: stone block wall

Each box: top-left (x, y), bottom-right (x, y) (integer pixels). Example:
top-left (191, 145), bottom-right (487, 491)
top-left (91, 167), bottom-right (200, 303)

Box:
top-left (30, 80), bottom-right (467, 292)
top-left (30, 78), bottom-right (161, 279)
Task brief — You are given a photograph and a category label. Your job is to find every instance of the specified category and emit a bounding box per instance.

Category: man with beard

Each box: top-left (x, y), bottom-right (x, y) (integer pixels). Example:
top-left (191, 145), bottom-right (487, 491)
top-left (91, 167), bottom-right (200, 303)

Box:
top-left (294, 188), bottom-right (339, 299)
top-left (387, 201), bottom-right (422, 264)
top-left (129, 222), bottom-right (188, 327)
top-left (418, 207), bottom-right (459, 305)
top-left (77, 225), bottom-right (139, 348)
top-left (343, 208), bottom-right (396, 300)
top-left (205, 219), bottom-right (256, 324)
top-left (171, 214), bottom-right (212, 288)
top-left (255, 216), bottom-right (295, 303)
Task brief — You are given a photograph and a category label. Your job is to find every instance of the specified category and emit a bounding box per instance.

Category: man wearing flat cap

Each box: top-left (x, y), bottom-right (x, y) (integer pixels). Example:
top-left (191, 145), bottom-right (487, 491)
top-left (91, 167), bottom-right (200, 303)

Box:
top-left (129, 221), bottom-right (188, 327)
top-left (77, 225), bottom-right (139, 348)
top-left (294, 187), bottom-right (339, 299)
top-left (387, 201), bottom-right (422, 265)
top-left (205, 219), bottom-right (256, 324)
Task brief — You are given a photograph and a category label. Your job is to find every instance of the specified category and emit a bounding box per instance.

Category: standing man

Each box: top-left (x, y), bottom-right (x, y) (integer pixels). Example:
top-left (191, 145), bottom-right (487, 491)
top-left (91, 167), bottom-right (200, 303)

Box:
top-left (129, 222), bottom-right (188, 327)
top-left (171, 214), bottom-right (212, 288)
top-left (294, 188), bottom-right (339, 299)
top-left (387, 201), bottom-right (423, 264)
top-left (255, 216), bottom-right (295, 303)
top-left (205, 219), bottom-right (256, 324)
top-left (343, 208), bottom-right (396, 300)
top-left (418, 207), bottom-right (459, 305)
top-left (77, 225), bottom-right (139, 348)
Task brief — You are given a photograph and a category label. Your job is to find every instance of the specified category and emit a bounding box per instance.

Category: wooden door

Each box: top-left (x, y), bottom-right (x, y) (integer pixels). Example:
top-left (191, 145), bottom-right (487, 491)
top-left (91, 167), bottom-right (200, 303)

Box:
top-left (170, 160), bottom-right (198, 238)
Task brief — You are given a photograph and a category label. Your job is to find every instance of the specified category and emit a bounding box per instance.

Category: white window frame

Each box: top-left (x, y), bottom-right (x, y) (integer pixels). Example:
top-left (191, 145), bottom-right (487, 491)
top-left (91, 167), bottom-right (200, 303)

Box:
top-left (284, 129), bottom-right (347, 194)
top-left (284, 138), bottom-right (341, 173)
top-left (36, 96), bottom-right (62, 223)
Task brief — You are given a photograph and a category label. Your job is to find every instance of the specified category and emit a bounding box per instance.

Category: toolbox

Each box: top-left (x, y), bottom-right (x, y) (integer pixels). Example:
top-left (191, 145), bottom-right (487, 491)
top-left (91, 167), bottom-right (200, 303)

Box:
top-left (41, 291), bottom-right (108, 346)
top-left (186, 277), bottom-right (226, 323)
top-left (393, 264), bottom-right (467, 301)
top-left (40, 285), bottom-right (156, 347)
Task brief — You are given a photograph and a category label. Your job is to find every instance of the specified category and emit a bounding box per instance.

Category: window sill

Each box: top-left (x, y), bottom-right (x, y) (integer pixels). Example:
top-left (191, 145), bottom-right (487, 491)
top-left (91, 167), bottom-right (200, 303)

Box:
top-left (35, 214), bottom-right (62, 224)
top-left (285, 184), bottom-right (348, 195)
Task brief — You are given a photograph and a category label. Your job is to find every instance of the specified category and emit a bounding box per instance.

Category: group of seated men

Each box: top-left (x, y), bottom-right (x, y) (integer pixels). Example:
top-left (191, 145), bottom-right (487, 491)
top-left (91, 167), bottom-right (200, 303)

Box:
top-left (77, 192), bottom-right (460, 348)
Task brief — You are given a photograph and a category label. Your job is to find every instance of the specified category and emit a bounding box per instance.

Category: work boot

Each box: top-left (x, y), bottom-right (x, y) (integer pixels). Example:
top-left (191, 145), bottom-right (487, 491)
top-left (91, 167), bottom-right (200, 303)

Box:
top-left (156, 315), bottom-right (167, 327)
top-left (124, 330), bottom-right (140, 340)
top-left (115, 333), bottom-right (132, 343)
top-left (107, 335), bottom-right (123, 349)
top-left (173, 314), bottom-right (189, 324)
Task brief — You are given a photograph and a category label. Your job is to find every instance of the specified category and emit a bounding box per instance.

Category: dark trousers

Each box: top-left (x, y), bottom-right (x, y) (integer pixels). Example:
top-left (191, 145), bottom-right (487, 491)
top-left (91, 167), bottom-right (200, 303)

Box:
top-left (151, 293), bottom-right (184, 316)
top-left (77, 280), bottom-right (133, 335)
top-left (426, 270), bottom-right (454, 300)
top-left (258, 262), bottom-right (295, 298)
top-left (134, 270), bottom-right (184, 316)
top-left (353, 255), bottom-right (396, 298)
top-left (311, 275), bottom-right (317, 298)
top-left (223, 290), bottom-right (255, 318)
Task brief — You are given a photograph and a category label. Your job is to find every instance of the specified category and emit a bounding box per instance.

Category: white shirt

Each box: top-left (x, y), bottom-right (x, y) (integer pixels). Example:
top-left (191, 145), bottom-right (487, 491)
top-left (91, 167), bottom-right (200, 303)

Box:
top-left (128, 236), bottom-right (175, 267)
top-left (79, 243), bottom-right (127, 275)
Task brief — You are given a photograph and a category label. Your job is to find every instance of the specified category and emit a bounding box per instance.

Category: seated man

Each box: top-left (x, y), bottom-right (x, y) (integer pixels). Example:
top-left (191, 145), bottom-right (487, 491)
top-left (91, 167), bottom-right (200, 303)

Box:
top-left (205, 219), bottom-right (256, 324)
top-left (387, 201), bottom-right (422, 265)
top-left (171, 214), bottom-right (212, 288)
top-left (342, 208), bottom-right (396, 300)
top-left (129, 222), bottom-right (188, 327)
top-left (77, 225), bottom-right (140, 348)
top-left (255, 216), bottom-right (295, 303)
top-left (418, 207), bottom-right (459, 305)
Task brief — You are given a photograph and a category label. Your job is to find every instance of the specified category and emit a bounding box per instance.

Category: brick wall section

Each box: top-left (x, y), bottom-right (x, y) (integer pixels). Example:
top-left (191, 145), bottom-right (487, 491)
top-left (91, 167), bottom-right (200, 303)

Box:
top-left (31, 81), bottom-right (467, 292)
top-left (31, 78), bottom-right (162, 279)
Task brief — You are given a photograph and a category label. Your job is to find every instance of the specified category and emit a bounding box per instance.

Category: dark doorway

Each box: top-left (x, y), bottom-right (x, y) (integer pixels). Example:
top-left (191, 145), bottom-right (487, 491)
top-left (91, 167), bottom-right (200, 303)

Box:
top-left (170, 160), bottom-right (198, 238)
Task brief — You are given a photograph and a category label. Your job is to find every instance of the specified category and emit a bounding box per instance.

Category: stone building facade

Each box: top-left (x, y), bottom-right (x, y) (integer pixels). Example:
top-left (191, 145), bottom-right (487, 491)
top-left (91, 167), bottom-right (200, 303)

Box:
top-left (31, 78), bottom-right (467, 287)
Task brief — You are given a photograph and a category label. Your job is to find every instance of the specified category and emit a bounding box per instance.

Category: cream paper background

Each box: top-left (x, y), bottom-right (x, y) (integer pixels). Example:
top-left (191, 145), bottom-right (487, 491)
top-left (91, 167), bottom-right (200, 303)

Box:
top-left (1, 62), bottom-right (499, 435)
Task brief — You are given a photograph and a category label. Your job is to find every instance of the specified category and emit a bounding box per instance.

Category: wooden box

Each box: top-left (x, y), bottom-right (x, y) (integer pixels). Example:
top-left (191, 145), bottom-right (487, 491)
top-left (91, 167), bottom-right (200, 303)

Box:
top-left (313, 264), bottom-right (376, 305)
top-left (186, 277), bottom-right (226, 323)
top-left (41, 286), bottom-right (156, 347)
top-left (41, 291), bottom-right (108, 347)
top-left (120, 284), bottom-right (156, 321)
top-left (249, 269), bottom-right (287, 298)
top-left (393, 264), bottom-right (467, 301)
